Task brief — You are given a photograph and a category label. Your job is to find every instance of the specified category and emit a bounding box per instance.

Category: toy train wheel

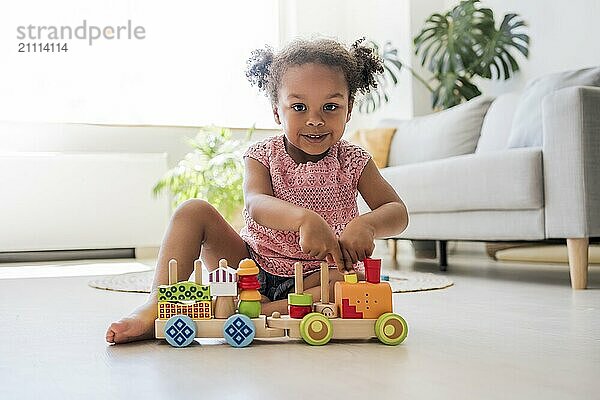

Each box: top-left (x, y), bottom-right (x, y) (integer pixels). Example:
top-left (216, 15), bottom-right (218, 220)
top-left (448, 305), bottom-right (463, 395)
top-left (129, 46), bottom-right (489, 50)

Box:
top-left (164, 315), bottom-right (196, 347)
top-left (375, 313), bottom-right (408, 345)
top-left (299, 313), bottom-right (333, 346)
top-left (223, 314), bottom-right (256, 347)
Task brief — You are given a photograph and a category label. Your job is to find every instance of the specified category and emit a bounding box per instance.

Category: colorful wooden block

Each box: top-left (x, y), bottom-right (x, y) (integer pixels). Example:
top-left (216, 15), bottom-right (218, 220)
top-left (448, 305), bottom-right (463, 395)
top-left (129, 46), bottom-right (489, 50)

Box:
top-left (208, 259), bottom-right (238, 283)
top-left (210, 282), bottom-right (238, 297)
top-left (344, 273), bottom-right (358, 284)
top-left (239, 289), bottom-right (261, 301)
top-left (289, 304), bottom-right (312, 319)
top-left (287, 293), bottom-right (313, 306)
top-left (363, 258), bottom-right (382, 284)
top-left (334, 281), bottom-right (393, 319)
top-left (237, 278), bottom-right (261, 290)
top-left (213, 296), bottom-right (236, 319)
top-left (158, 301), bottom-right (212, 320)
top-left (158, 282), bottom-right (211, 302)
top-left (223, 314), bottom-right (256, 347)
top-left (238, 300), bottom-right (261, 318)
top-left (237, 258), bottom-right (259, 275)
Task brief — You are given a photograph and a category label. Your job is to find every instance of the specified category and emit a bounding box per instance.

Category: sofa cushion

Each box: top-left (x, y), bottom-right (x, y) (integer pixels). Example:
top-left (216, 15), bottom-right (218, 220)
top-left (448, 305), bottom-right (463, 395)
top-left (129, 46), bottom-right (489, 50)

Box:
top-left (379, 148), bottom-right (543, 213)
top-left (348, 127), bottom-right (396, 168)
top-left (476, 92), bottom-right (521, 153)
top-left (508, 67), bottom-right (600, 148)
top-left (378, 96), bottom-right (493, 166)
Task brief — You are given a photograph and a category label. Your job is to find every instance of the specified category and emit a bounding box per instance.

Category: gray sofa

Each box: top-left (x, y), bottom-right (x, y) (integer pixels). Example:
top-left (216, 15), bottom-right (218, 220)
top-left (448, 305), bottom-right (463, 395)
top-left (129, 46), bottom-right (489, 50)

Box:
top-left (361, 68), bottom-right (600, 289)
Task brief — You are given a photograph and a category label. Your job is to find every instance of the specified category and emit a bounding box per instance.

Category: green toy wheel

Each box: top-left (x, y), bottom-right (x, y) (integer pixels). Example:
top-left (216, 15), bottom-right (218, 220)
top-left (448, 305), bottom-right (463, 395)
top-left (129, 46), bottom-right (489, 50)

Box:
top-left (375, 313), bottom-right (408, 345)
top-left (299, 313), bottom-right (333, 346)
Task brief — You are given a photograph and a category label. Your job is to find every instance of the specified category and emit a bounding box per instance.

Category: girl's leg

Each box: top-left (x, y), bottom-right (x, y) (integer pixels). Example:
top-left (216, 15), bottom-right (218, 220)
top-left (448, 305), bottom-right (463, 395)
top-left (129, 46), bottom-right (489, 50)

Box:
top-left (106, 199), bottom-right (250, 344)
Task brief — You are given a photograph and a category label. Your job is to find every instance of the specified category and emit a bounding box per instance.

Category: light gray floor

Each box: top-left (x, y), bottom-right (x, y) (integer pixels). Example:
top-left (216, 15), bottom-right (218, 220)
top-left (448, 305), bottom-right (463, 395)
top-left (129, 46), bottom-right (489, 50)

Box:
top-left (1, 242), bottom-right (599, 400)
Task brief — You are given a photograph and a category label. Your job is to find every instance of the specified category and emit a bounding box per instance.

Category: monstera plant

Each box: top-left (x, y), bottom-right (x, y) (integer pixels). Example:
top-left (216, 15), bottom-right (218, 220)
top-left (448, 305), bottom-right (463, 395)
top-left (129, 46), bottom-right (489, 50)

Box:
top-left (358, 0), bottom-right (529, 112)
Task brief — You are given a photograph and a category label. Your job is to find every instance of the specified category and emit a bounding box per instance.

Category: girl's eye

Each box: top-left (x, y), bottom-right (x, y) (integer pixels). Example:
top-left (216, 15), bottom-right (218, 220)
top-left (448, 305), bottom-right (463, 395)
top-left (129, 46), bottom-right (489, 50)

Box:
top-left (324, 103), bottom-right (338, 111)
top-left (291, 104), bottom-right (306, 112)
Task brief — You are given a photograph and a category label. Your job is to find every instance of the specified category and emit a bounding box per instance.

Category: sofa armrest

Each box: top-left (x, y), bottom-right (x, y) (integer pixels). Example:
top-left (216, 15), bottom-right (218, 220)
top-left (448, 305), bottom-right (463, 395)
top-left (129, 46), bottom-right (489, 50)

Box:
top-left (542, 85), bottom-right (600, 238)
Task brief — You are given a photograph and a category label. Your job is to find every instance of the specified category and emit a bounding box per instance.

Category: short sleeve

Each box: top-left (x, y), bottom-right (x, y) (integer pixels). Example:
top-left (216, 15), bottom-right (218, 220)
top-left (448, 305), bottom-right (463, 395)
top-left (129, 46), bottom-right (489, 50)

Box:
top-left (243, 138), bottom-right (271, 168)
top-left (338, 140), bottom-right (372, 187)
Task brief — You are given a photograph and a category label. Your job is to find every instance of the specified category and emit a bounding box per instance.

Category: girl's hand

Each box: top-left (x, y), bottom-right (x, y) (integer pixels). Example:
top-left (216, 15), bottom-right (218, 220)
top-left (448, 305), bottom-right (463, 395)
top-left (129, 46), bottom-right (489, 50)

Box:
top-left (338, 217), bottom-right (376, 271)
top-left (298, 212), bottom-right (345, 272)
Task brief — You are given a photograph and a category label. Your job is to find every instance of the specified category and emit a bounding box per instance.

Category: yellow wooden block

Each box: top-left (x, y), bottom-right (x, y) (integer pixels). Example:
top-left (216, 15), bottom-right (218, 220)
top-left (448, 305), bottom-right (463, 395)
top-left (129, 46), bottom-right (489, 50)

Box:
top-left (237, 258), bottom-right (259, 276)
top-left (344, 273), bottom-right (358, 283)
top-left (239, 289), bottom-right (261, 301)
top-left (334, 281), bottom-right (392, 319)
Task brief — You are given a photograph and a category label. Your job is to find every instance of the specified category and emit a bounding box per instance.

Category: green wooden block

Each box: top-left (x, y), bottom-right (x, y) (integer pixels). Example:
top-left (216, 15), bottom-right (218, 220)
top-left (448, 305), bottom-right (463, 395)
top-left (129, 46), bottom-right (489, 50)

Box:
top-left (238, 300), bottom-right (261, 318)
top-left (158, 282), bottom-right (211, 302)
top-left (288, 293), bottom-right (313, 306)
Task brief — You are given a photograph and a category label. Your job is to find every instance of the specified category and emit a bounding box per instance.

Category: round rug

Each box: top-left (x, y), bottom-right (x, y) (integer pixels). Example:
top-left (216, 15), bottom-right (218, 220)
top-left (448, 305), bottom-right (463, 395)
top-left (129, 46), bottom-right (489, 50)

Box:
top-left (383, 270), bottom-right (453, 292)
top-left (89, 270), bottom-right (154, 293)
top-left (89, 269), bottom-right (452, 293)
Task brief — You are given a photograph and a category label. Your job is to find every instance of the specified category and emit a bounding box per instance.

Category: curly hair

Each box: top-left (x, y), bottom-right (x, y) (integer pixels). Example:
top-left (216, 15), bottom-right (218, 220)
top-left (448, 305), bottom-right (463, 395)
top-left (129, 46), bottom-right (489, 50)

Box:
top-left (246, 38), bottom-right (383, 105)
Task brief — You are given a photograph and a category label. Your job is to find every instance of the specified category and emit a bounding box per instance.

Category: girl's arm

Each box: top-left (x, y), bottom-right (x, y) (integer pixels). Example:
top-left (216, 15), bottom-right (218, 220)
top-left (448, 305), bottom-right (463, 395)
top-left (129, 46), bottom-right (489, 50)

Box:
top-left (338, 159), bottom-right (409, 269)
top-left (244, 157), bottom-right (345, 270)
top-left (356, 159), bottom-right (409, 237)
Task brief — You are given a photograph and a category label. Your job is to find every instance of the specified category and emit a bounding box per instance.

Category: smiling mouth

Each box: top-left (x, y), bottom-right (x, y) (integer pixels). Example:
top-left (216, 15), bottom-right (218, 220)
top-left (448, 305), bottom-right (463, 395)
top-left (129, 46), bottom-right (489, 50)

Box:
top-left (302, 132), bottom-right (330, 139)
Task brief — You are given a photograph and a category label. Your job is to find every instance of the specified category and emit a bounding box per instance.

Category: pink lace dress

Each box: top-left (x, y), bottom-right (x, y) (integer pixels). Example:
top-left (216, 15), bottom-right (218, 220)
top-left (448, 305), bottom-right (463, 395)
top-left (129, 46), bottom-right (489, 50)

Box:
top-left (239, 135), bottom-right (371, 277)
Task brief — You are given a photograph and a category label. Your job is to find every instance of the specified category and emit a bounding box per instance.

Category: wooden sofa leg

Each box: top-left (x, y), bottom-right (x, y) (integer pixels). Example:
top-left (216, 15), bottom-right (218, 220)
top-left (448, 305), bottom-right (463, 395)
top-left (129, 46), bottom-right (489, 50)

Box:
top-left (566, 238), bottom-right (588, 289)
top-left (388, 239), bottom-right (397, 261)
top-left (437, 240), bottom-right (448, 271)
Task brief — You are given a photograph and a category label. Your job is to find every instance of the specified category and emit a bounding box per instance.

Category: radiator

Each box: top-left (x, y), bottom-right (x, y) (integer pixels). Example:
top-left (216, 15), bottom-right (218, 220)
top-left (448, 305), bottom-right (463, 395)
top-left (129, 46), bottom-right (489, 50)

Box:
top-left (0, 152), bottom-right (170, 252)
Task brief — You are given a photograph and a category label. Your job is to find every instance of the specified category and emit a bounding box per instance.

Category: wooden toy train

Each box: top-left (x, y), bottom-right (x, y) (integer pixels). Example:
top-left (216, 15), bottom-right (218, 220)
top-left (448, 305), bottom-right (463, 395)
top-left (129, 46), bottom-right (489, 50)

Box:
top-left (155, 257), bottom-right (408, 347)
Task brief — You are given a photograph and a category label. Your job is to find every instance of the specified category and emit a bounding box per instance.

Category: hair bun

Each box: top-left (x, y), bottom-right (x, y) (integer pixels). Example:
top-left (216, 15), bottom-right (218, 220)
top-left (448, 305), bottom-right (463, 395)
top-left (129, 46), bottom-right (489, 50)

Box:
top-left (246, 46), bottom-right (274, 91)
top-left (351, 38), bottom-right (384, 95)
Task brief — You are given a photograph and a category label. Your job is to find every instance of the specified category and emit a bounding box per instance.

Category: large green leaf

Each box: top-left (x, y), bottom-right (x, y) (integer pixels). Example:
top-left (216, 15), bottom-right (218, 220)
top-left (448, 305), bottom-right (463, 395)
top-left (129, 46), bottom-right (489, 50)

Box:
top-left (472, 13), bottom-right (530, 79)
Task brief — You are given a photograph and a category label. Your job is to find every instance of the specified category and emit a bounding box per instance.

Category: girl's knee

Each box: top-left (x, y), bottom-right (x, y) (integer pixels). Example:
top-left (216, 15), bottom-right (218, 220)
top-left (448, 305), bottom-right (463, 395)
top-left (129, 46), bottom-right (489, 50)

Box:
top-left (173, 199), bottom-right (218, 221)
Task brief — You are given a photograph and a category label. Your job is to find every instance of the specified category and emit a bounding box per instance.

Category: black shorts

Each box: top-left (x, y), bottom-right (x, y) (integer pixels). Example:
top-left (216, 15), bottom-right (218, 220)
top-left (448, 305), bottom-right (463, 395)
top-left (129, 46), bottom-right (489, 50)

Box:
top-left (257, 265), bottom-right (295, 302)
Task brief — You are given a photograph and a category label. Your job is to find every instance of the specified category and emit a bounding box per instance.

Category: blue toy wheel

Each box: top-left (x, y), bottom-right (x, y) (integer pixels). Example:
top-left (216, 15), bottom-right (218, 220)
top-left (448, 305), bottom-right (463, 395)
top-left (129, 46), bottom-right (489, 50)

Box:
top-left (223, 314), bottom-right (256, 348)
top-left (164, 315), bottom-right (196, 347)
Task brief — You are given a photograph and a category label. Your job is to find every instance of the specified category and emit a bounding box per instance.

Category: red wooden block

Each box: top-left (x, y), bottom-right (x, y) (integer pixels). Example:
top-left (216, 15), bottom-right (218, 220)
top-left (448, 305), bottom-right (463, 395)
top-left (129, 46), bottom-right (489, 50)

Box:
top-left (363, 258), bottom-right (382, 284)
top-left (288, 304), bottom-right (312, 319)
top-left (238, 275), bottom-right (259, 283)
top-left (238, 275), bottom-right (260, 290)
top-left (238, 280), bottom-right (261, 290)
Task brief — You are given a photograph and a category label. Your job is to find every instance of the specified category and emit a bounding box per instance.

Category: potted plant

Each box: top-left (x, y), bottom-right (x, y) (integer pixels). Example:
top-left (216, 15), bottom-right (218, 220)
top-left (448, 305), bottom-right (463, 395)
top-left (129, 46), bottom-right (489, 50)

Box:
top-left (358, 0), bottom-right (530, 112)
top-left (153, 126), bottom-right (253, 230)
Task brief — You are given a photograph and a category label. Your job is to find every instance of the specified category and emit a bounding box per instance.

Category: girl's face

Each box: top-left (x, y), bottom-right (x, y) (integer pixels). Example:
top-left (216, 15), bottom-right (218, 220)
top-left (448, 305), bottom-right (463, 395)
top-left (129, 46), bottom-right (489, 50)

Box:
top-left (273, 63), bottom-right (352, 163)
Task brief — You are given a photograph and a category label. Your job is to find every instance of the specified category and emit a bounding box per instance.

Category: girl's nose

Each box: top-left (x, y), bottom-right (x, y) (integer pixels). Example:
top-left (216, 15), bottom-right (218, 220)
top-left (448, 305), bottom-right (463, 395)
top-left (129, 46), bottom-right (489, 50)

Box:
top-left (306, 113), bottom-right (325, 127)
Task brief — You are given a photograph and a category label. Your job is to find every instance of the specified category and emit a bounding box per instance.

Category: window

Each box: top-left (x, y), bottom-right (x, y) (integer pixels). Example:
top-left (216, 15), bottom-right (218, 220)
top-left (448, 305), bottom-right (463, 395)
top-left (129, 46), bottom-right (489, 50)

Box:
top-left (0, 1), bottom-right (279, 128)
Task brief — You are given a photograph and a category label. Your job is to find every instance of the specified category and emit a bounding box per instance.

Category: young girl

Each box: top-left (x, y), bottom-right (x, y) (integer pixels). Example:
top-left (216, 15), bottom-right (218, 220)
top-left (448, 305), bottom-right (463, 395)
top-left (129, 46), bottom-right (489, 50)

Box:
top-left (106, 38), bottom-right (408, 344)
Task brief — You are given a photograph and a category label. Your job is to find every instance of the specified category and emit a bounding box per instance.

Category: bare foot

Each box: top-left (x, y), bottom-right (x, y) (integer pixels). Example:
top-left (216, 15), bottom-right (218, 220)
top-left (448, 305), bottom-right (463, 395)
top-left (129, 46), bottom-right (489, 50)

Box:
top-left (106, 304), bottom-right (157, 344)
